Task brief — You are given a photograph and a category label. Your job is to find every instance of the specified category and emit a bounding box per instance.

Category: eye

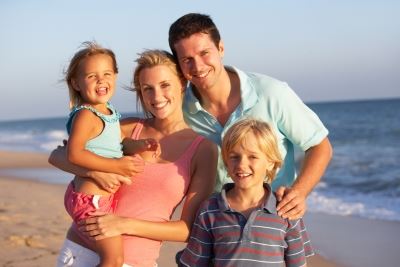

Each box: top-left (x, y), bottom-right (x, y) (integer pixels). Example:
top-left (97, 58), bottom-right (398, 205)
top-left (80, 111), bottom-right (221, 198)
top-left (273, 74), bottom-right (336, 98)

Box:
top-left (141, 85), bottom-right (152, 92)
top-left (200, 50), bottom-right (209, 56)
top-left (228, 154), bottom-right (239, 160)
top-left (104, 72), bottom-right (112, 76)
top-left (181, 58), bottom-right (191, 64)
top-left (160, 82), bottom-right (170, 89)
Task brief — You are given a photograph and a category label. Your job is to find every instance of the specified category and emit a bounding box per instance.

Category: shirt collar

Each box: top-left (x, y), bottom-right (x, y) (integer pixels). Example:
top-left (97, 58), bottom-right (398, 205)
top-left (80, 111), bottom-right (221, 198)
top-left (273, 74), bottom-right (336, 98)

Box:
top-left (184, 66), bottom-right (258, 115)
top-left (218, 183), bottom-right (277, 214)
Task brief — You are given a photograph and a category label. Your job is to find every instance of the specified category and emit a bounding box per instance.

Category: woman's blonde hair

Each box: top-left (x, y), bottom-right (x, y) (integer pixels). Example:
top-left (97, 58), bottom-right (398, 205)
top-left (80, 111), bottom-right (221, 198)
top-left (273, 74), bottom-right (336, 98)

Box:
top-left (65, 41), bottom-right (118, 109)
top-left (221, 118), bottom-right (283, 184)
top-left (130, 49), bottom-right (185, 118)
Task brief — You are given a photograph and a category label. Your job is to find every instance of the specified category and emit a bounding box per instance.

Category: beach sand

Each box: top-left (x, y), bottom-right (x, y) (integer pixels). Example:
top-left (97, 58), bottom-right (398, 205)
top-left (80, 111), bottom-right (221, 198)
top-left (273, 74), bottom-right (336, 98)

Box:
top-left (1, 150), bottom-right (385, 267)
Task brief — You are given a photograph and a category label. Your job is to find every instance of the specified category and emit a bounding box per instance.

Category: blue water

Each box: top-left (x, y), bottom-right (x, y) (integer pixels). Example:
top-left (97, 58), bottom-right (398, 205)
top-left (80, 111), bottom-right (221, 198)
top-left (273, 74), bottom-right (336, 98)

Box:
top-left (0, 99), bottom-right (399, 221)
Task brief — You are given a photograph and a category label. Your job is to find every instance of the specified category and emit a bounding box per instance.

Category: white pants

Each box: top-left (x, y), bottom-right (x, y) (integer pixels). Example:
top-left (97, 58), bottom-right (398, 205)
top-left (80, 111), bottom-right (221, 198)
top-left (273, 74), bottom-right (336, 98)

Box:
top-left (56, 239), bottom-right (133, 267)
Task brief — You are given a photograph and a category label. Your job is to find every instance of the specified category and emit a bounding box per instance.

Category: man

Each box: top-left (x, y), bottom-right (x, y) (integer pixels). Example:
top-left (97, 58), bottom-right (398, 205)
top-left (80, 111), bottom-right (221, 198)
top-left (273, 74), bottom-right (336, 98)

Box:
top-left (168, 13), bottom-right (332, 220)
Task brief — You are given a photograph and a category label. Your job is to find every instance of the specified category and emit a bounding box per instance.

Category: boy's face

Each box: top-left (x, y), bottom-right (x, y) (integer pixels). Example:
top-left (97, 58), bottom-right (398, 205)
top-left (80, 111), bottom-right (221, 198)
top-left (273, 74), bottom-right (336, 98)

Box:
top-left (226, 133), bottom-right (274, 190)
top-left (173, 33), bottom-right (224, 93)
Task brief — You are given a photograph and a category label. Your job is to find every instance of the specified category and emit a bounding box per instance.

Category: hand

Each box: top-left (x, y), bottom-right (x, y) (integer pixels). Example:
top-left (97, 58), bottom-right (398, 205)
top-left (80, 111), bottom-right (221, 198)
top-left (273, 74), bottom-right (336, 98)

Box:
top-left (138, 138), bottom-right (161, 158)
top-left (88, 171), bottom-right (132, 193)
top-left (116, 154), bottom-right (145, 176)
top-left (275, 186), bottom-right (307, 220)
top-left (78, 211), bottom-right (126, 240)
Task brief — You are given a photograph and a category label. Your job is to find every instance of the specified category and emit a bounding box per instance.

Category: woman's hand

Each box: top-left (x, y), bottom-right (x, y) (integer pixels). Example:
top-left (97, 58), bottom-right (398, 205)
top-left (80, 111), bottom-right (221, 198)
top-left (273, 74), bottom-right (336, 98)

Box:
top-left (78, 211), bottom-right (129, 240)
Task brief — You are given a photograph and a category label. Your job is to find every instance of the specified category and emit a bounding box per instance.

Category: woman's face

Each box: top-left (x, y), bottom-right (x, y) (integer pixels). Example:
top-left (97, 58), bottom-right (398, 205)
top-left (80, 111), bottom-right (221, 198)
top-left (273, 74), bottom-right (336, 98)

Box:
top-left (138, 65), bottom-right (184, 119)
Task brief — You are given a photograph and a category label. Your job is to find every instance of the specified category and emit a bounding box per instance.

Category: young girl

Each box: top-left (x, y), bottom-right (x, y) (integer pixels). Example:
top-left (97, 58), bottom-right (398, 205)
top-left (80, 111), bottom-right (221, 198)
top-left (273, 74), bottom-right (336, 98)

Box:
top-left (64, 42), bottom-right (157, 267)
top-left (179, 118), bottom-right (314, 267)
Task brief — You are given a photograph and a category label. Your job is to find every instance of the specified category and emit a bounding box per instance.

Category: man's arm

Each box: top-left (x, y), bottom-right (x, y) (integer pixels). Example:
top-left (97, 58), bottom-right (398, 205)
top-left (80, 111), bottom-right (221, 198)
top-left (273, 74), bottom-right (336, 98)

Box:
top-left (276, 137), bottom-right (333, 219)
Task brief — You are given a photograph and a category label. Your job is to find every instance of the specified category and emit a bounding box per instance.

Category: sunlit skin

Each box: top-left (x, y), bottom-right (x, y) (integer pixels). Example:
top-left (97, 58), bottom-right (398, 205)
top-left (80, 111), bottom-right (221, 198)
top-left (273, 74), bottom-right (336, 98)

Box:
top-left (72, 54), bottom-right (117, 114)
top-left (138, 65), bottom-right (185, 121)
top-left (225, 132), bottom-right (275, 218)
top-left (226, 133), bottom-right (274, 192)
top-left (173, 33), bottom-right (225, 93)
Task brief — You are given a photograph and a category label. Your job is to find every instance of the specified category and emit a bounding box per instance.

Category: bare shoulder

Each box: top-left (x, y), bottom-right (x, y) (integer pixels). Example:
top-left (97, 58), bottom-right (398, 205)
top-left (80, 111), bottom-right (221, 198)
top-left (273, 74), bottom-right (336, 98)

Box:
top-left (120, 117), bottom-right (143, 136)
top-left (192, 137), bottom-right (218, 163)
top-left (71, 108), bottom-right (101, 128)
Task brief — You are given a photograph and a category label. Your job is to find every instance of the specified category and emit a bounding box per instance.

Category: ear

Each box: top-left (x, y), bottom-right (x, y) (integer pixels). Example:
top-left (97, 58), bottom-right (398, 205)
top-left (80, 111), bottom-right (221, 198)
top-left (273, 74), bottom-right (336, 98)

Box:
top-left (265, 161), bottom-right (275, 173)
top-left (71, 79), bottom-right (80, 91)
top-left (218, 40), bottom-right (225, 58)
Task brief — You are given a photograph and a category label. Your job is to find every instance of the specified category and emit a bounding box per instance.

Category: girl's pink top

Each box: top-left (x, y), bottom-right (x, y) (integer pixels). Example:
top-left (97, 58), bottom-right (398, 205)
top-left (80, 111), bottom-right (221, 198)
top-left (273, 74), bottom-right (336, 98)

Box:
top-left (114, 119), bottom-right (204, 267)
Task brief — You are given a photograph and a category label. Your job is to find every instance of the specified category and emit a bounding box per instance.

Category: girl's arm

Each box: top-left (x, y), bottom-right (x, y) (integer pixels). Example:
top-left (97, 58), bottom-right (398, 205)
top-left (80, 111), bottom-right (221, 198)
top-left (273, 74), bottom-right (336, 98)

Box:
top-left (48, 145), bottom-right (138, 192)
top-left (80, 139), bottom-right (218, 242)
top-left (68, 109), bottom-right (139, 176)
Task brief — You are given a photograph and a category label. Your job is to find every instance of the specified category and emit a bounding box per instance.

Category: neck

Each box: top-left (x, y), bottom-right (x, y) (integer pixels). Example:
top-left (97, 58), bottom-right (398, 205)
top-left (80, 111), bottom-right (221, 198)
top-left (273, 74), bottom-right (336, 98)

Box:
top-left (229, 185), bottom-right (267, 207)
top-left (151, 115), bottom-right (188, 136)
top-left (194, 68), bottom-right (241, 126)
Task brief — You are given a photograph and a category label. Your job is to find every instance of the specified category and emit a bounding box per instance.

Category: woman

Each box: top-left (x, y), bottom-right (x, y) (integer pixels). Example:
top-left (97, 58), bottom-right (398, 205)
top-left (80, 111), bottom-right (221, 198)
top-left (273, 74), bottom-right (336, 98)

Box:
top-left (50, 49), bottom-right (218, 267)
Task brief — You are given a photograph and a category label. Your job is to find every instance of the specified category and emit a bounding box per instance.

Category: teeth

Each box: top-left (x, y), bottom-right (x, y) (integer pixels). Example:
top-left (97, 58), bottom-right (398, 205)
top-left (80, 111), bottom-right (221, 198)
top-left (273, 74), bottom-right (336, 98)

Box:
top-left (97, 87), bottom-right (108, 95)
top-left (152, 101), bottom-right (168, 109)
top-left (194, 70), bottom-right (209, 78)
top-left (236, 173), bottom-right (251, 178)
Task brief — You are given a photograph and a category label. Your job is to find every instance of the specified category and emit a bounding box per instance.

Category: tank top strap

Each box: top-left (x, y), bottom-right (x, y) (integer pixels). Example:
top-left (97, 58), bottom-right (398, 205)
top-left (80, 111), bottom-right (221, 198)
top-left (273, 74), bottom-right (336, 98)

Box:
top-left (179, 135), bottom-right (205, 163)
top-left (130, 119), bottom-right (145, 140)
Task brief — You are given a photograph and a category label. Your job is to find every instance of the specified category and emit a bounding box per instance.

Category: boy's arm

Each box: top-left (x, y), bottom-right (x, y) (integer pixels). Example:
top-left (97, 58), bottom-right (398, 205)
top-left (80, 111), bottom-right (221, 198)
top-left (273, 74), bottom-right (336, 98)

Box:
top-left (179, 211), bottom-right (213, 267)
top-left (284, 219), bottom-right (314, 267)
top-left (67, 109), bottom-right (138, 176)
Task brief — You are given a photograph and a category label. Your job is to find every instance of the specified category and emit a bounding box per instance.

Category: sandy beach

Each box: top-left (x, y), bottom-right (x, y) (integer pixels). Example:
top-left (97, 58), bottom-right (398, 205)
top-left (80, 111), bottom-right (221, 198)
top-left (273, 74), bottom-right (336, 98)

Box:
top-left (3, 150), bottom-right (398, 267)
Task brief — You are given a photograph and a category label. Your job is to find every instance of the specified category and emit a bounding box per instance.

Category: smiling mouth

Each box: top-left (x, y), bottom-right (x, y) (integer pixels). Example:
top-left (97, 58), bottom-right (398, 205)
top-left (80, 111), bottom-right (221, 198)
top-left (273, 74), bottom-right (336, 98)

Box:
top-left (193, 69), bottom-right (210, 79)
top-left (236, 172), bottom-right (252, 179)
top-left (152, 101), bottom-right (168, 109)
top-left (96, 87), bottom-right (108, 96)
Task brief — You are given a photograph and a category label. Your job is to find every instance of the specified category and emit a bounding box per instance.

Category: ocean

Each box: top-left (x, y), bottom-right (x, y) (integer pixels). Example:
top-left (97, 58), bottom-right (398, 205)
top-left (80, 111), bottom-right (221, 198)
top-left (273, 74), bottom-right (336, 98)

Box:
top-left (0, 99), bottom-right (399, 222)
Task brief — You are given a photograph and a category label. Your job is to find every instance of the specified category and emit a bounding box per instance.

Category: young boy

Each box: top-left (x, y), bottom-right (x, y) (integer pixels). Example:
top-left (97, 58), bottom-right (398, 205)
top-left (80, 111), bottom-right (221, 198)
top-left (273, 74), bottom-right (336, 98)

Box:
top-left (179, 119), bottom-right (314, 267)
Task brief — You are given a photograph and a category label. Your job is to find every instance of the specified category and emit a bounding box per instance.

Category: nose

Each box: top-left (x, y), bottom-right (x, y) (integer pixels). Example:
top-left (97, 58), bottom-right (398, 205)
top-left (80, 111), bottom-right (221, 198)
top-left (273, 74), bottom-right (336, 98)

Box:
top-left (190, 57), bottom-right (203, 72)
top-left (236, 156), bottom-right (248, 168)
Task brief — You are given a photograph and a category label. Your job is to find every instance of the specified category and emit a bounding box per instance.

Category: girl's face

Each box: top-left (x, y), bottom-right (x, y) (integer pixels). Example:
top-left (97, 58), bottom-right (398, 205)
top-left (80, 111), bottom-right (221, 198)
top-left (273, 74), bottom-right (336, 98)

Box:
top-left (226, 132), bottom-right (274, 190)
top-left (138, 65), bottom-right (184, 120)
top-left (73, 54), bottom-right (117, 109)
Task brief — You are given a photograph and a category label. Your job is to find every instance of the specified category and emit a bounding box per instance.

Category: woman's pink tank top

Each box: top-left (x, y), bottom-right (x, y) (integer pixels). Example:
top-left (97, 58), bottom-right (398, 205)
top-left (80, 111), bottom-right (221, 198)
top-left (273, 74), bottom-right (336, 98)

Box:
top-left (114, 119), bottom-right (204, 267)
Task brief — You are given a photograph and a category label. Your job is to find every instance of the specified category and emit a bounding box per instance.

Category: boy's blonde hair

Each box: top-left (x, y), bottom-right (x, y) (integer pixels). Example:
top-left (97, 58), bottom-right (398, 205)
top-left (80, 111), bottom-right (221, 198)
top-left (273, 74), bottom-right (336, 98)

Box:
top-left (222, 118), bottom-right (283, 184)
top-left (131, 49), bottom-right (185, 118)
top-left (65, 41), bottom-right (118, 109)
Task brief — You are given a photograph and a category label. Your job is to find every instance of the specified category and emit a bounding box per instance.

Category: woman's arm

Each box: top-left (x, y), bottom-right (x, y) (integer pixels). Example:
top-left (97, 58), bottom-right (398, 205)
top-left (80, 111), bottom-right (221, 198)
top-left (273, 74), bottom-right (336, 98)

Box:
top-left (81, 139), bottom-right (218, 242)
top-left (48, 145), bottom-right (136, 192)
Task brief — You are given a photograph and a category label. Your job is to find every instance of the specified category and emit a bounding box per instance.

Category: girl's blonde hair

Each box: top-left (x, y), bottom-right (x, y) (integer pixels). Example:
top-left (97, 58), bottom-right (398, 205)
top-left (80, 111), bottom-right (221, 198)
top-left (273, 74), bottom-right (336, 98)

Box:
top-left (131, 49), bottom-right (185, 118)
top-left (221, 118), bottom-right (283, 184)
top-left (65, 41), bottom-right (118, 109)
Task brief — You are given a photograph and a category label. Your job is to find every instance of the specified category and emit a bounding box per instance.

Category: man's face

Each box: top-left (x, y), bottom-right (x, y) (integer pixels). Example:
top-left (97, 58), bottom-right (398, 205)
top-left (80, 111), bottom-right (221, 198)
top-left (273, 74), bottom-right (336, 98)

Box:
top-left (173, 33), bottom-right (224, 92)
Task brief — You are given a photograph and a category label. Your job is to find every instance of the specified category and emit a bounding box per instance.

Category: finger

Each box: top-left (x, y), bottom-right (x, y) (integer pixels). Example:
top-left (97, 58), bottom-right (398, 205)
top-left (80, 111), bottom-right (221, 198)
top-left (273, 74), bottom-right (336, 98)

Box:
top-left (286, 208), bottom-right (304, 220)
top-left (88, 210), bottom-right (108, 217)
top-left (118, 176), bottom-right (132, 185)
top-left (278, 200), bottom-right (297, 218)
top-left (276, 191), bottom-right (295, 211)
top-left (274, 186), bottom-right (286, 202)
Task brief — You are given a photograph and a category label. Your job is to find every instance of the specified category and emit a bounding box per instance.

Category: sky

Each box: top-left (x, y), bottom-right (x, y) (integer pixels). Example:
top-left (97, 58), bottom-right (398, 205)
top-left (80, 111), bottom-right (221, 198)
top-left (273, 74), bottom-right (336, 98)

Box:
top-left (0, 0), bottom-right (399, 121)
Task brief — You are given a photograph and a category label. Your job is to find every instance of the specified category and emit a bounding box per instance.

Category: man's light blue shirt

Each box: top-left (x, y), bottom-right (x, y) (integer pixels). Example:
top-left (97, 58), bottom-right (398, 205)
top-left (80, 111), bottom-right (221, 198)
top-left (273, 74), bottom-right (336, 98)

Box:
top-left (183, 66), bottom-right (329, 192)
